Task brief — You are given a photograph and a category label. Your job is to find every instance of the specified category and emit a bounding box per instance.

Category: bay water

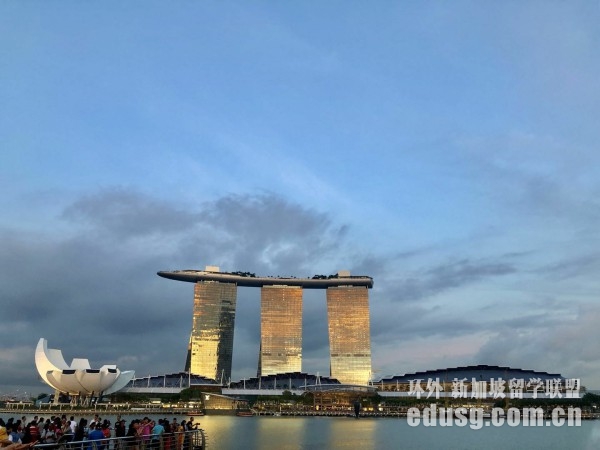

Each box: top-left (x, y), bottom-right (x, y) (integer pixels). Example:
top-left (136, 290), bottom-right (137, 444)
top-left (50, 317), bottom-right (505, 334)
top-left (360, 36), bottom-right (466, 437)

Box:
top-left (197, 415), bottom-right (600, 449)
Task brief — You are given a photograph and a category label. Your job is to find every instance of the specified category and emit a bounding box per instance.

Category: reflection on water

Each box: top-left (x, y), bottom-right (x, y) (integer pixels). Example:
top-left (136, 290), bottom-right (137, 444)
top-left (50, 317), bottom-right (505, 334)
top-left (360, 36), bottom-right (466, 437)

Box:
top-left (256, 416), bottom-right (306, 449)
top-left (200, 415), bottom-right (377, 450)
top-left (328, 418), bottom-right (377, 450)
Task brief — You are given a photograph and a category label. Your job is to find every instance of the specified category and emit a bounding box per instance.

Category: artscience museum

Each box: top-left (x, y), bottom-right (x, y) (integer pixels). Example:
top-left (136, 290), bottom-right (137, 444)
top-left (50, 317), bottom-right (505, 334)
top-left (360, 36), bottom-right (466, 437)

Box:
top-left (34, 338), bottom-right (134, 402)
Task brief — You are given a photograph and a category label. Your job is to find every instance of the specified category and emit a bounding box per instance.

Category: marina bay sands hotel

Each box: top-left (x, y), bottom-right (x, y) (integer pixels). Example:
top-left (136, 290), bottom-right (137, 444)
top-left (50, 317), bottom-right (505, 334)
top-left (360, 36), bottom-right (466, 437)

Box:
top-left (158, 266), bottom-right (373, 386)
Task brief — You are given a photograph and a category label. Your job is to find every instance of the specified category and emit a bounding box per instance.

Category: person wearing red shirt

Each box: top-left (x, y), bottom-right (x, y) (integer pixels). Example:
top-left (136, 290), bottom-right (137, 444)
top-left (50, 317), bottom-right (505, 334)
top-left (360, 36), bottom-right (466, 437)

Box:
top-left (27, 423), bottom-right (40, 443)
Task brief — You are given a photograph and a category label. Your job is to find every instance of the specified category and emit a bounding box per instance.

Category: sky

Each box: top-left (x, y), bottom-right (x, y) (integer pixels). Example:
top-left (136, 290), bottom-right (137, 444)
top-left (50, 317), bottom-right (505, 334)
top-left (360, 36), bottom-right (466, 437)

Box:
top-left (1, 1), bottom-right (600, 398)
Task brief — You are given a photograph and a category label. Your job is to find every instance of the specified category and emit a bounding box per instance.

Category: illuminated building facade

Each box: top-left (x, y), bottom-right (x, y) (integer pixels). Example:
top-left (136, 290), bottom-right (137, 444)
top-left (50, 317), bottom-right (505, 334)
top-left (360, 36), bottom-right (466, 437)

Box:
top-left (186, 280), bottom-right (237, 382)
top-left (259, 285), bottom-right (303, 376)
top-left (326, 286), bottom-right (372, 385)
top-left (159, 267), bottom-right (373, 385)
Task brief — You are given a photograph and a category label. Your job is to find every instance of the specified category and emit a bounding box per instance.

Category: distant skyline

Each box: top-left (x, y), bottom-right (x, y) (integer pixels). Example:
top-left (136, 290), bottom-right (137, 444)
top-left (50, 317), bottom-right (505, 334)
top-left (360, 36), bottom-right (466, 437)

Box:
top-left (1, 1), bottom-right (600, 396)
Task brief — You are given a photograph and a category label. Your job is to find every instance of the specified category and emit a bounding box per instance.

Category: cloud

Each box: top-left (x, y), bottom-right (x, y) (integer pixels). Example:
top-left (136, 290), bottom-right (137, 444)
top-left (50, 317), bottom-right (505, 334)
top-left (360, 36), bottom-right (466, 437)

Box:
top-left (456, 132), bottom-right (600, 226)
top-left (536, 253), bottom-right (600, 281)
top-left (196, 193), bottom-right (347, 273)
top-left (475, 304), bottom-right (600, 387)
top-left (62, 188), bottom-right (200, 238)
top-left (387, 257), bottom-right (517, 303)
top-left (0, 188), bottom-right (354, 393)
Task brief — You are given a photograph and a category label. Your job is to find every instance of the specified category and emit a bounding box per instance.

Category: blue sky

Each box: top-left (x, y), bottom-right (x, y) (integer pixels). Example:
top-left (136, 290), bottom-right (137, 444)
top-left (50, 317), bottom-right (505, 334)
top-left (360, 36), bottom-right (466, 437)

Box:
top-left (2, 1), bottom-right (600, 397)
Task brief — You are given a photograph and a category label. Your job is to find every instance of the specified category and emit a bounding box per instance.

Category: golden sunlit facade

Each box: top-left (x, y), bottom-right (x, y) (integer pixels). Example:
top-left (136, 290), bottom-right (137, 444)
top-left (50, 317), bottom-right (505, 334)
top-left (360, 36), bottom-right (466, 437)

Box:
top-left (188, 281), bottom-right (237, 382)
top-left (160, 267), bottom-right (374, 385)
top-left (326, 286), bottom-right (372, 385)
top-left (259, 285), bottom-right (303, 376)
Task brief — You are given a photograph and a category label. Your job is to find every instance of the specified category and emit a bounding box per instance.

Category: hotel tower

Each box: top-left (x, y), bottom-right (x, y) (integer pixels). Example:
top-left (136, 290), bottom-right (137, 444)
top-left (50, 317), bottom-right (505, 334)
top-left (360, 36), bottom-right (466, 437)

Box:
top-left (259, 285), bottom-right (303, 376)
top-left (326, 286), bottom-right (372, 385)
top-left (185, 279), bottom-right (237, 383)
top-left (160, 266), bottom-right (373, 385)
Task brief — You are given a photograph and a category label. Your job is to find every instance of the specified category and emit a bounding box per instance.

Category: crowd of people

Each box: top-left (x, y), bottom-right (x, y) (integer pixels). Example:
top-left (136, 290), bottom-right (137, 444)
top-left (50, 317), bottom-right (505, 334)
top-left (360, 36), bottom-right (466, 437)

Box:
top-left (0, 414), bottom-right (201, 450)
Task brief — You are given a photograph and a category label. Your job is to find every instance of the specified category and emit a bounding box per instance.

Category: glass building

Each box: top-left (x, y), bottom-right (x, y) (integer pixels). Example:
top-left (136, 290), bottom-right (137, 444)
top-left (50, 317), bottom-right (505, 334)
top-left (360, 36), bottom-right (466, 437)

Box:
top-left (186, 281), bottom-right (237, 383)
top-left (326, 286), bottom-right (372, 385)
top-left (259, 285), bottom-right (303, 376)
top-left (160, 267), bottom-right (373, 386)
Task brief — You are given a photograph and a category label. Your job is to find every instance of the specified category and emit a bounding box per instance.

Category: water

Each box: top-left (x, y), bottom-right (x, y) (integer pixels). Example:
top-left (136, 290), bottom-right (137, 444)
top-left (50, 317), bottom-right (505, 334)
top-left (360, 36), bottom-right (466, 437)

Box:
top-left (11, 413), bottom-right (600, 449)
top-left (196, 415), bottom-right (600, 450)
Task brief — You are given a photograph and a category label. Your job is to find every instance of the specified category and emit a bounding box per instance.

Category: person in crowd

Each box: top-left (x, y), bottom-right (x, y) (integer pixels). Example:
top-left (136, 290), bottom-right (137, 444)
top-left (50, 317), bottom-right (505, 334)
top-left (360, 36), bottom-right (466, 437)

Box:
top-left (0, 421), bottom-right (9, 446)
top-left (36, 420), bottom-right (44, 440)
top-left (113, 420), bottom-right (126, 450)
top-left (136, 419), bottom-right (151, 448)
top-left (60, 418), bottom-right (72, 442)
top-left (100, 422), bottom-right (110, 440)
top-left (150, 420), bottom-right (164, 450)
top-left (172, 420), bottom-right (184, 450)
top-left (26, 422), bottom-right (39, 444)
top-left (41, 423), bottom-right (57, 445)
top-left (69, 418), bottom-right (77, 436)
top-left (7, 425), bottom-right (21, 444)
top-left (125, 420), bottom-right (139, 450)
top-left (179, 421), bottom-right (189, 450)
top-left (114, 421), bottom-right (125, 439)
top-left (161, 421), bottom-right (172, 450)
top-left (19, 426), bottom-right (32, 445)
top-left (27, 416), bottom-right (40, 441)
top-left (185, 418), bottom-right (198, 432)
top-left (13, 421), bottom-right (22, 439)
top-left (100, 423), bottom-right (110, 450)
top-left (89, 416), bottom-right (100, 430)
top-left (73, 418), bottom-right (87, 445)
top-left (172, 421), bottom-right (182, 450)
top-left (86, 424), bottom-right (105, 450)
top-left (51, 419), bottom-right (63, 442)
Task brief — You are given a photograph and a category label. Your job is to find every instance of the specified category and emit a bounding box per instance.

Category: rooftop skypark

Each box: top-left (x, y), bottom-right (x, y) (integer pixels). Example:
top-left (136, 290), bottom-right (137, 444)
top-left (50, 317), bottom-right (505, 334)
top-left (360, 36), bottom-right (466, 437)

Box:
top-left (157, 268), bottom-right (374, 289)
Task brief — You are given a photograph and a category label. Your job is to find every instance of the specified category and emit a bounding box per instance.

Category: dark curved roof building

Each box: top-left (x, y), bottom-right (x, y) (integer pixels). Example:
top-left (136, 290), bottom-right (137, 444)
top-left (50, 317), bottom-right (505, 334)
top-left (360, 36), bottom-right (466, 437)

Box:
top-left (374, 365), bottom-right (564, 384)
top-left (372, 365), bottom-right (577, 399)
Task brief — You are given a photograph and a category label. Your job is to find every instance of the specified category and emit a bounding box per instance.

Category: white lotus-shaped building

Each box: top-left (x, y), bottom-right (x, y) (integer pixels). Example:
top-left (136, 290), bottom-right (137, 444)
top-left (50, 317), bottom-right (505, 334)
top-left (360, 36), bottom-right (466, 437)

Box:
top-left (35, 338), bottom-right (135, 396)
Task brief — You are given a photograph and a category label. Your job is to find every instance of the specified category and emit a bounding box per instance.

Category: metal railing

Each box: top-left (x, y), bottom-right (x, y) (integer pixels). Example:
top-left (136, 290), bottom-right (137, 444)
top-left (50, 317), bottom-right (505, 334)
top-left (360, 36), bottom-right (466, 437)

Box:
top-left (33, 430), bottom-right (206, 450)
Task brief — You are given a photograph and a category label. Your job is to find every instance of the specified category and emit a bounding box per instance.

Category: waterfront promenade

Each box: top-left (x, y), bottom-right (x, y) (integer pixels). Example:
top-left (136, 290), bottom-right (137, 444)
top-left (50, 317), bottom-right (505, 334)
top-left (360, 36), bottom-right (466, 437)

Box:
top-left (3, 405), bottom-right (598, 420)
